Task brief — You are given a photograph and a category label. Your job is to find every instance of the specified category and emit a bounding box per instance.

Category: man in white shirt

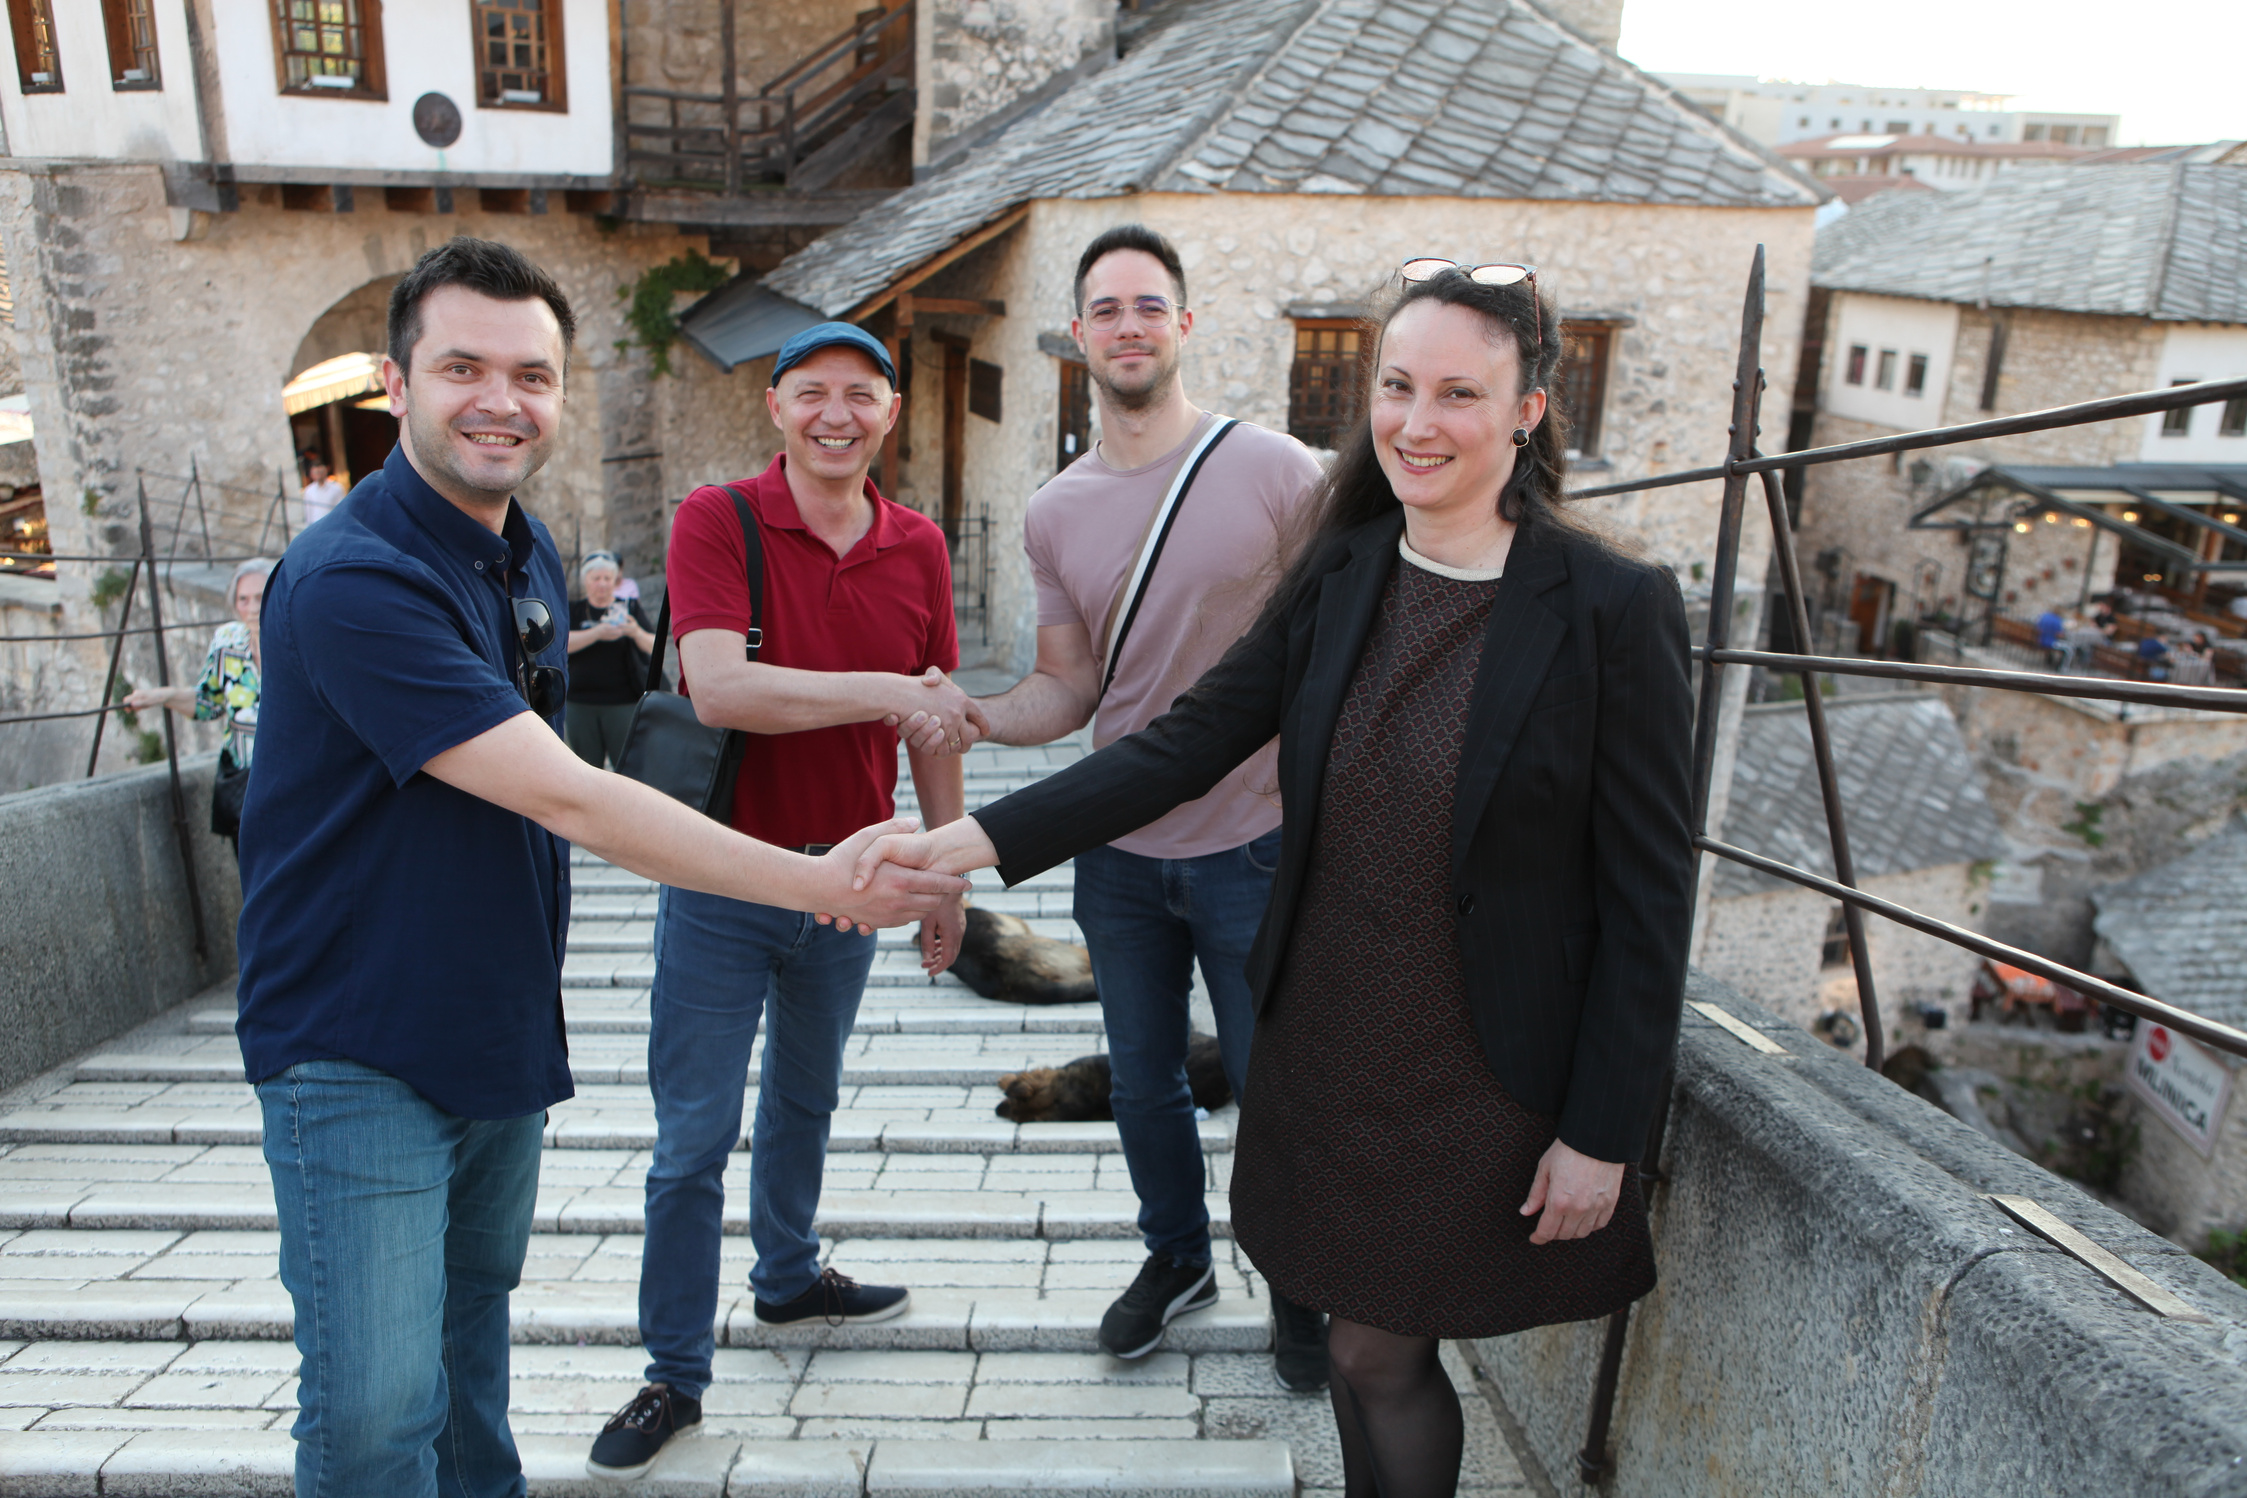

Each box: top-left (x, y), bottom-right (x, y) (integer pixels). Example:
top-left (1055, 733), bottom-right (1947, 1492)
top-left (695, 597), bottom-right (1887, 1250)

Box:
top-left (302, 456), bottom-right (346, 528)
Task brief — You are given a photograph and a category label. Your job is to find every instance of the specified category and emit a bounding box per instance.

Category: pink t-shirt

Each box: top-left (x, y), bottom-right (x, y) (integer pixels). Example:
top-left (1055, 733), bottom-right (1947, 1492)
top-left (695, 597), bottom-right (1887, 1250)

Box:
top-left (1024, 413), bottom-right (1322, 858)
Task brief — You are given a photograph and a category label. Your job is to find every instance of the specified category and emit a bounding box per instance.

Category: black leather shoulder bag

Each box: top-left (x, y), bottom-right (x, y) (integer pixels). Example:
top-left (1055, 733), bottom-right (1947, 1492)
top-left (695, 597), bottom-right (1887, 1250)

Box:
top-left (614, 484), bottom-right (762, 823)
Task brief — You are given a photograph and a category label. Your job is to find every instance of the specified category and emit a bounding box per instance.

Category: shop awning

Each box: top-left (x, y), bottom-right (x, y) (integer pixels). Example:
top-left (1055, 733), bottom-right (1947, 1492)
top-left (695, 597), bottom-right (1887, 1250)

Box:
top-left (283, 352), bottom-right (385, 416)
top-left (678, 279), bottom-right (827, 373)
top-left (1912, 463), bottom-right (2247, 575)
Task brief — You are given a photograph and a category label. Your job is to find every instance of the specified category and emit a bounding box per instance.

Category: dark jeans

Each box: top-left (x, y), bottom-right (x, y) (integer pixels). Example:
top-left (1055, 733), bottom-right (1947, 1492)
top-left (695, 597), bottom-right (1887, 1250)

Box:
top-left (258, 1059), bottom-right (542, 1498)
top-left (638, 886), bottom-right (878, 1400)
top-left (1072, 827), bottom-right (1280, 1265)
top-left (563, 700), bottom-right (637, 768)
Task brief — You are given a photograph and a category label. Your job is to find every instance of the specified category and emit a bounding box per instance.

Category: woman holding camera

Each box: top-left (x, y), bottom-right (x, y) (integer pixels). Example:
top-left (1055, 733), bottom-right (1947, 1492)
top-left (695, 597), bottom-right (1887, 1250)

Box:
top-left (564, 550), bottom-right (657, 767)
top-left (856, 263), bottom-right (1695, 1498)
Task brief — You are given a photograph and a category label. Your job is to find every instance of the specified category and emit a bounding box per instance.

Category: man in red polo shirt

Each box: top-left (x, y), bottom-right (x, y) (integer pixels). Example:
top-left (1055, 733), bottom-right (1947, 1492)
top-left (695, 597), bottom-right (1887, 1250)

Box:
top-left (590, 323), bottom-right (983, 1478)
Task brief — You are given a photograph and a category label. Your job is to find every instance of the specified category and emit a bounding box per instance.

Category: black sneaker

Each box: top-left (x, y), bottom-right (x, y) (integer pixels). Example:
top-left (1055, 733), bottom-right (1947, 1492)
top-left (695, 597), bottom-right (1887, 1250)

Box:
top-left (1100, 1254), bottom-right (1218, 1360)
top-left (586, 1383), bottom-right (700, 1479)
top-left (753, 1266), bottom-right (911, 1326)
top-left (1271, 1290), bottom-right (1330, 1392)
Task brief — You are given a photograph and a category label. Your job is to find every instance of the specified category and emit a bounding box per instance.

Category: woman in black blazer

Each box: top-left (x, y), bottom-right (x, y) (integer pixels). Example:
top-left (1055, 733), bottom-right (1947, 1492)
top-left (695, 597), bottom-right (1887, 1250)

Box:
top-left (857, 266), bottom-right (1695, 1498)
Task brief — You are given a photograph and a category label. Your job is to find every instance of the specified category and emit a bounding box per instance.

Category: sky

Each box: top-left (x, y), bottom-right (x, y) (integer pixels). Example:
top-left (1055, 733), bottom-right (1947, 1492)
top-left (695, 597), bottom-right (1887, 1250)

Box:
top-left (1618, 0), bottom-right (2247, 147)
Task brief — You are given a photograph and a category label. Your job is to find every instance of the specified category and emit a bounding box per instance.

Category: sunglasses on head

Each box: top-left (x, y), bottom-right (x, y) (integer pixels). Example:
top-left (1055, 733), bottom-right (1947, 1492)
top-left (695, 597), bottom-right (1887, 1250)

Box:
top-left (1399, 258), bottom-right (1543, 376)
top-left (512, 596), bottom-right (565, 718)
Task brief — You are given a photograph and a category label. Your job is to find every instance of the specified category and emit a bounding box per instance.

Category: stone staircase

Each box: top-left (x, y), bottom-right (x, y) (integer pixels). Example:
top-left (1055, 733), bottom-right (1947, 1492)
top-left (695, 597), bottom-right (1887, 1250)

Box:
top-left (0, 737), bottom-right (1530, 1495)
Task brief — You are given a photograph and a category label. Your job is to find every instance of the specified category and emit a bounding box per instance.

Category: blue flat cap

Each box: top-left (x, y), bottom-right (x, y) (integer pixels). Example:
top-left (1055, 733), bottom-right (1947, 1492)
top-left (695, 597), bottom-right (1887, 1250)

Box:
top-left (770, 321), bottom-right (896, 386)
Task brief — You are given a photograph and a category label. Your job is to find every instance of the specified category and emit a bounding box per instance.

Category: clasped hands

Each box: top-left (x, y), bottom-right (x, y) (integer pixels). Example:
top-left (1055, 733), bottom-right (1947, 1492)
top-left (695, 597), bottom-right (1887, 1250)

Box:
top-left (884, 668), bottom-right (989, 757)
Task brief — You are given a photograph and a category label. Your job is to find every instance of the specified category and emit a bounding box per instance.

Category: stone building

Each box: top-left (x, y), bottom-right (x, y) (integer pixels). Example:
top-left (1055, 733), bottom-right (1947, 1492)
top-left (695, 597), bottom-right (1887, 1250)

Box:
top-left (700, 0), bottom-right (1823, 670)
top-left (1696, 693), bottom-right (2006, 1043)
top-left (2092, 819), bottom-right (2247, 1250)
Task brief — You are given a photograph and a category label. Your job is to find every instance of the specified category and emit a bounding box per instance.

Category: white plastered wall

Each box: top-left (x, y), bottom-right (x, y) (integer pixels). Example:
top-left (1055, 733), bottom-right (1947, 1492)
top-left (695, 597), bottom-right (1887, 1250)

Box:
top-left (2138, 323), bottom-right (2247, 462)
top-left (0, 1), bottom-right (203, 161)
top-left (1824, 292), bottom-right (1962, 432)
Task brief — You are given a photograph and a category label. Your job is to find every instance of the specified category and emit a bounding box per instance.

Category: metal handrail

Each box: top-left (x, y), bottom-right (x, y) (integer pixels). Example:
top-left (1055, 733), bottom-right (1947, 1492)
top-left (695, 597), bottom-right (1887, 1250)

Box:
top-left (1575, 247), bottom-right (2247, 1482)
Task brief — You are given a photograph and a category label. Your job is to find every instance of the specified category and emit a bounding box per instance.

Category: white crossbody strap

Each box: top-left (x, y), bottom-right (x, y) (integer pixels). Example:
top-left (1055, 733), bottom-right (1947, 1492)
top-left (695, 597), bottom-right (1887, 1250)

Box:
top-left (1096, 417), bottom-right (1239, 698)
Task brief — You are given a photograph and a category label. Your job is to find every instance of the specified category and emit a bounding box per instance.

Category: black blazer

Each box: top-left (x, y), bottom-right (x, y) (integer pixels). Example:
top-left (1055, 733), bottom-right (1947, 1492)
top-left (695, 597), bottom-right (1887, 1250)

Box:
top-left (974, 510), bottom-right (1696, 1164)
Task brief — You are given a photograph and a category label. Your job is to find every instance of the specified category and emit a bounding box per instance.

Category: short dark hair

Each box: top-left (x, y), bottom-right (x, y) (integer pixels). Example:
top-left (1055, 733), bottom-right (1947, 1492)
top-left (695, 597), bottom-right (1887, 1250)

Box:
top-left (1072, 224), bottom-right (1187, 313)
top-left (387, 237), bottom-right (577, 378)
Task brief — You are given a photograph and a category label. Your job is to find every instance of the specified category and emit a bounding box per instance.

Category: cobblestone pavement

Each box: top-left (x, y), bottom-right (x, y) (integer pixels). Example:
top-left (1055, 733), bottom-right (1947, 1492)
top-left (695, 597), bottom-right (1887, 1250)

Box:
top-left (0, 736), bottom-right (1533, 1495)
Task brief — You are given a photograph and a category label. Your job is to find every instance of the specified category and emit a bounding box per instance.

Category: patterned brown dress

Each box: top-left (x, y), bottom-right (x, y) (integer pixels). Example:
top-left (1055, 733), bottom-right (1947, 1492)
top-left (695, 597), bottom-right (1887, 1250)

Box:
top-left (1229, 545), bottom-right (1656, 1338)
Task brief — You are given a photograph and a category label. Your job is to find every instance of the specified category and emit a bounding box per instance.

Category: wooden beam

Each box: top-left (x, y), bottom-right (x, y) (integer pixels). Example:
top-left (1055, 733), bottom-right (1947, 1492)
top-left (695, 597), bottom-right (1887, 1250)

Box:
top-left (907, 297), bottom-right (1005, 317)
top-left (624, 188), bottom-right (896, 227)
top-left (845, 206), bottom-right (1029, 322)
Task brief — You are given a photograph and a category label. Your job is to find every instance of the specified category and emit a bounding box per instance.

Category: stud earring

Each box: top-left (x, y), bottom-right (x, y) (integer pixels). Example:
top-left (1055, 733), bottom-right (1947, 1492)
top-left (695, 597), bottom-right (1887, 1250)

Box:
top-left (1511, 428), bottom-right (1530, 448)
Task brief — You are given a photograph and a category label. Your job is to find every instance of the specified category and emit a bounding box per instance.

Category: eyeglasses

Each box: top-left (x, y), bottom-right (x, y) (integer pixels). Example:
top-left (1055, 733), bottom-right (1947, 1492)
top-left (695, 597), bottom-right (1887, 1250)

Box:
top-left (512, 596), bottom-right (565, 718)
top-left (1399, 258), bottom-right (1543, 376)
top-left (1083, 295), bottom-right (1183, 332)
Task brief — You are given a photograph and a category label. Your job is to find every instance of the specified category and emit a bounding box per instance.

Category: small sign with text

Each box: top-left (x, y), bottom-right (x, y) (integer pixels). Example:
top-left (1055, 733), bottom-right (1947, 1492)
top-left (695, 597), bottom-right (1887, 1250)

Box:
top-left (2128, 1023), bottom-right (2233, 1158)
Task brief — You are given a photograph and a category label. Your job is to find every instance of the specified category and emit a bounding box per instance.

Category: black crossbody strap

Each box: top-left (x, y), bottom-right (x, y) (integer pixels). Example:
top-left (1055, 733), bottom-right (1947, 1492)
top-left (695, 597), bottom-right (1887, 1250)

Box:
top-left (644, 484), bottom-right (767, 687)
top-left (1099, 417), bottom-right (1239, 701)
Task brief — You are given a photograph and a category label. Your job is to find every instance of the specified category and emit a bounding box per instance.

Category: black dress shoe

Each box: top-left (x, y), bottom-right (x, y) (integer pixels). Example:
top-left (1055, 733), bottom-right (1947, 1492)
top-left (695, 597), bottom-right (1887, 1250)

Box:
top-left (586, 1383), bottom-right (701, 1479)
top-left (1271, 1290), bottom-right (1330, 1392)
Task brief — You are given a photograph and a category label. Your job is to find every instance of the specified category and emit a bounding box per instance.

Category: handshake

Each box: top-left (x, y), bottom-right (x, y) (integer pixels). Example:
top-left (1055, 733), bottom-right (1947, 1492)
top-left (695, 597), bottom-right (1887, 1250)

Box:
top-left (812, 814), bottom-right (1001, 943)
top-left (883, 668), bottom-right (990, 757)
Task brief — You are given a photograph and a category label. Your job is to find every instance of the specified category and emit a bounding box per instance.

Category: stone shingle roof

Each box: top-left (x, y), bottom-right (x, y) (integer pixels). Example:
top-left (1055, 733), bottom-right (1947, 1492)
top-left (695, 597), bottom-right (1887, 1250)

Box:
top-left (765, 0), bottom-right (1819, 317)
top-left (1713, 695), bottom-right (2006, 900)
top-left (1812, 164), bottom-right (2247, 325)
top-left (2092, 820), bottom-right (2247, 1030)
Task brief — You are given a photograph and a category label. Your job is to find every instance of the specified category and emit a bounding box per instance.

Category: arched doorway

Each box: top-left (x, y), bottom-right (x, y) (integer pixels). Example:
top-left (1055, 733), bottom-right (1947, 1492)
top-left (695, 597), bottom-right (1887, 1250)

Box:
top-left (283, 275), bottom-right (402, 498)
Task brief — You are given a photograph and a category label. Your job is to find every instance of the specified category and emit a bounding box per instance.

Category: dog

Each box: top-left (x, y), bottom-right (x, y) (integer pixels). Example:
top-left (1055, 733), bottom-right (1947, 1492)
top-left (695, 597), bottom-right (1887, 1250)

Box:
top-left (951, 905), bottom-right (1099, 1005)
top-left (995, 1032), bottom-right (1232, 1123)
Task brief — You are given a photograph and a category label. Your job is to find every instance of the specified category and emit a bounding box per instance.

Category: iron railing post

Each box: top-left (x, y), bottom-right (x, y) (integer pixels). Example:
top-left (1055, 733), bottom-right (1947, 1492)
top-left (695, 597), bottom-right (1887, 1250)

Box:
top-left (1579, 243), bottom-right (1771, 1490)
top-left (136, 482), bottom-right (209, 961)
top-left (1758, 467), bottom-right (1884, 1069)
top-left (85, 556), bottom-right (143, 777)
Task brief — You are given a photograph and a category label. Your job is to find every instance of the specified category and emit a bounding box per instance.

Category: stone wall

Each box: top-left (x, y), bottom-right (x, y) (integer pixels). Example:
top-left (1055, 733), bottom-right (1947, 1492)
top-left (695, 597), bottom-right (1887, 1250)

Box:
top-left (1696, 863), bottom-right (1988, 1039)
top-left (837, 192), bottom-right (1813, 677)
top-left (1479, 973), bottom-right (2247, 1498)
top-left (0, 161), bottom-right (715, 777)
top-left (626, 0), bottom-right (874, 102)
top-left (0, 752), bottom-right (238, 1095)
top-left (916, 0), bottom-right (1113, 169)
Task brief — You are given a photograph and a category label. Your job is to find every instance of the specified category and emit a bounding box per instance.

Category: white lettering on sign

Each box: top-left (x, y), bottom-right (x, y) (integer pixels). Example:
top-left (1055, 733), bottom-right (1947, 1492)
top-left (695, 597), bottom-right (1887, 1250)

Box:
top-left (2127, 1023), bottom-right (2234, 1159)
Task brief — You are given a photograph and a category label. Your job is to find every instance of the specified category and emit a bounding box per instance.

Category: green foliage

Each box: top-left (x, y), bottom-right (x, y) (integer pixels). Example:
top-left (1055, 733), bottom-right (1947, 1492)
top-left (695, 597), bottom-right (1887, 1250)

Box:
top-left (89, 567), bottom-right (132, 610)
top-left (2062, 800), bottom-right (2107, 848)
top-left (2202, 1228), bottom-right (2247, 1288)
top-left (135, 730), bottom-right (164, 765)
top-left (616, 251), bottom-right (733, 377)
top-left (81, 487), bottom-right (103, 517)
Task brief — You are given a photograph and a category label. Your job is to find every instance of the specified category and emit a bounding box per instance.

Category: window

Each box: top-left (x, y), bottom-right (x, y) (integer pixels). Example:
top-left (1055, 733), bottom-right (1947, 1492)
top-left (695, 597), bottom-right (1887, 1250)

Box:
top-left (2023, 123), bottom-right (2046, 141)
top-left (2221, 398), bottom-right (2246, 438)
top-left (1798, 115), bottom-right (1809, 127)
top-left (6, 0), bottom-right (62, 92)
top-left (1560, 324), bottom-right (1614, 458)
top-left (101, 0), bottom-right (160, 89)
top-left (271, 0), bottom-right (386, 99)
top-left (474, 0), bottom-right (564, 111)
top-left (2162, 379), bottom-right (2195, 437)
top-left (1904, 353), bottom-right (1928, 398)
top-left (1287, 320), bottom-right (1366, 450)
top-left (1055, 358), bottom-right (1091, 471)
top-left (968, 359), bottom-right (1002, 423)
top-left (1844, 344), bottom-right (1867, 385)
top-left (1885, 119), bottom-right (1909, 133)
top-left (2084, 126), bottom-right (2108, 147)
top-left (1820, 906), bottom-right (1852, 969)
top-left (1875, 349), bottom-right (1898, 391)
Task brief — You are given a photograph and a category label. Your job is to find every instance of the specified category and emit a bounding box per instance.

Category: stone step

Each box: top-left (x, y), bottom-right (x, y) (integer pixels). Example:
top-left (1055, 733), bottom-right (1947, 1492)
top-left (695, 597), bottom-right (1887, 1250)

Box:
top-left (562, 946), bottom-right (1084, 990)
top-left (183, 1000), bottom-right (1110, 1040)
top-left (68, 1036), bottom-right (1120, 1091)
top-left (0, 1238), bottom-right (1265, 1349)
top-left (562, 916), bottom-right (1084, 957)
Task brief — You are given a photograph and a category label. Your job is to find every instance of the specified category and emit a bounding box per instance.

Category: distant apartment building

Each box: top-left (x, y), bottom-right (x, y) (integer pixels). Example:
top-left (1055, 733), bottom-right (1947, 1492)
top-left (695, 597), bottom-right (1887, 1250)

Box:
top-left (1662, 74), bottom-right (2118, 151)
top-left (1781, 133), bottom-right (2100, 191)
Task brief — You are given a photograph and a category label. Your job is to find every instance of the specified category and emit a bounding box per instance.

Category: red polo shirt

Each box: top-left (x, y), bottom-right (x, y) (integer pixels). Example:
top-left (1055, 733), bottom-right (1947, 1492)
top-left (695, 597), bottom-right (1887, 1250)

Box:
top-left (667, 454), bottom-right (958, 849)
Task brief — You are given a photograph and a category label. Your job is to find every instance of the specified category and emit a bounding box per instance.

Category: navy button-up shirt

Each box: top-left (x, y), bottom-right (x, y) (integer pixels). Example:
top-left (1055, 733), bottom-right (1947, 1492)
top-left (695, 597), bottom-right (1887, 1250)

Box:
top-left (236, 444), bottom-right (574, 1119)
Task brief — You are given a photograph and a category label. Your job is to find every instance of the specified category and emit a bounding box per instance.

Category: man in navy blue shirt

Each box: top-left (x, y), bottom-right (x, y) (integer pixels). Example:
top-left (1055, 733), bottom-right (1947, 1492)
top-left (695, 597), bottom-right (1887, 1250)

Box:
top-left (236, 238), bottom-right (964, 1498)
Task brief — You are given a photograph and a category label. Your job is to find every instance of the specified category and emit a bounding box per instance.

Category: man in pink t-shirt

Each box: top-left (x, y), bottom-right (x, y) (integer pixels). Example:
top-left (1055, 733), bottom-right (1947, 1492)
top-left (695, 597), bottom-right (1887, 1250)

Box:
top-left (973, 226), bottom-right (1326, 1389)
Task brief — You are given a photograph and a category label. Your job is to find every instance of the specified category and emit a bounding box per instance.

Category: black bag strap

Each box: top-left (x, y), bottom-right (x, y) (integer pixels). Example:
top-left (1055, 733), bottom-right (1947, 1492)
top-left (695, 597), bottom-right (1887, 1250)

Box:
top-left (645, 483), bottom-right (766, 688)
top-left (1098, 417), bottom-right (1239, 702)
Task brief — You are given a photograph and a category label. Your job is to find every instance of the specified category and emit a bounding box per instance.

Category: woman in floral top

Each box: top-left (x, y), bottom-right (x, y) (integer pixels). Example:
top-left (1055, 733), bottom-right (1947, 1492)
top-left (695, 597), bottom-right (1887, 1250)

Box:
top-left (128, 557), bottom-right (272, 768)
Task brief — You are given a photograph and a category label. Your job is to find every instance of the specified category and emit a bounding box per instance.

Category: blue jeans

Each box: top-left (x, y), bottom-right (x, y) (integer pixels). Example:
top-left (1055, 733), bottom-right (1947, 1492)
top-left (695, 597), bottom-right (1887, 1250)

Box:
top-left (1073, 827), bottom-right (1280, 1265)
top-left (258, 1059), bottom-right (543, 1498)
top-left (640, 887), bottom-right (878, 1399)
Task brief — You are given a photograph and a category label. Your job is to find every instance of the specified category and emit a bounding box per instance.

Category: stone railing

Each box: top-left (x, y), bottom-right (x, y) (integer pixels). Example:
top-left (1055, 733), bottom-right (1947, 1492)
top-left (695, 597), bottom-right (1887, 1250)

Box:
top-left (0, 753), bottom-right (237, 1092)
top-left (1477, 973), bottom-right (2247, 1496)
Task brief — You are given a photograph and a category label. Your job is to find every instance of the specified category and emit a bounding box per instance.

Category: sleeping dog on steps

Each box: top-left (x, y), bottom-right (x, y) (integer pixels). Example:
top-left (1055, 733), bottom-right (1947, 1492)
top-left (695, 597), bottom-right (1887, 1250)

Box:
top-left (995, 1033), bottom-right (1232, 1123)
top-left (951, 905), bottom-right (1098, 1005)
